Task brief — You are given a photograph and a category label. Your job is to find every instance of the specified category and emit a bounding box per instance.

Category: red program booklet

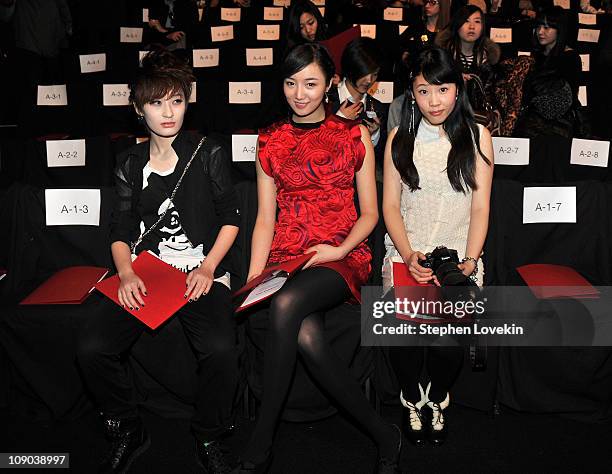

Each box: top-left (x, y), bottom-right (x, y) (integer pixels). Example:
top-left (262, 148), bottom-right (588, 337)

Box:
top-left (233, 253), bottom-right (314, 312)
top-left (517, 264), bottom-right (599, 299)
top-left (95, 251), bottom-right (189, 330)
top-left (20, 266), bottom-right (109, 305)
top-left (390, 256), bottom-right (447, 322)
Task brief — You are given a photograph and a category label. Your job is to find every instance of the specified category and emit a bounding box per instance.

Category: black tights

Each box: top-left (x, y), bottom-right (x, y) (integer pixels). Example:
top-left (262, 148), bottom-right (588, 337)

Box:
top-left (389, 345), bottom-right (464, 403)
top-left (242, 267), bottom-right (395, 462)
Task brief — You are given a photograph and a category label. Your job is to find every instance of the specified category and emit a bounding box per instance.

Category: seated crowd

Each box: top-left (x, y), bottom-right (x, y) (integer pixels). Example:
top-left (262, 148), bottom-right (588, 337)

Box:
top-left (0, 1), bottom-right (610, 474)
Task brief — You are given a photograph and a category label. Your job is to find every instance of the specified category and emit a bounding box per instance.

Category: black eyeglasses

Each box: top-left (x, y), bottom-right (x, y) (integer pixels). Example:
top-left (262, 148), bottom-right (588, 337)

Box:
top-left (424, 0), bottom-right (439, 5)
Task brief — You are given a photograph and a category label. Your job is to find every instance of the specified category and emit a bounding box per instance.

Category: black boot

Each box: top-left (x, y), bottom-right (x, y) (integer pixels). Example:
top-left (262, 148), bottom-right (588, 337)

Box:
top-left (99, 416), bottom-right (150, 474)
top-left (195, 428), bottom-right (238, 474)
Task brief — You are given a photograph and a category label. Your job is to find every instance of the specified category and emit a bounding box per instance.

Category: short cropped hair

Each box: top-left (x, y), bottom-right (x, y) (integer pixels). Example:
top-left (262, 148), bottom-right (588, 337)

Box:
top-left (129, 49), bottom-right (195, 111)
top-left (341, 38), bottom-right (382, 85)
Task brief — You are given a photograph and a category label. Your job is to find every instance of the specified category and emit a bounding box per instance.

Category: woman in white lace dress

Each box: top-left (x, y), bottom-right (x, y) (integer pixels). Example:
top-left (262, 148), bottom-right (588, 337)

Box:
top-left (382, 47), bottom-right (493, 447)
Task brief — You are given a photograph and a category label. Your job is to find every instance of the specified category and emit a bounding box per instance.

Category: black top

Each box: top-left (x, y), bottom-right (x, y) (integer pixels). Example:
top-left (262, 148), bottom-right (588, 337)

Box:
top-left (111, 131), bottom-right (241, 277)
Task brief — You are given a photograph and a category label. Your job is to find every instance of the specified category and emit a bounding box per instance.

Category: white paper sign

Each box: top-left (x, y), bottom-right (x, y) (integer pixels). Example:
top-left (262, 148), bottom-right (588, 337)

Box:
top-left (580, 54), bottom-right (590, 72)
top-left (577, 29), bottom-right (600, 43)
top-left (103, 84), bottom-right (130, 106)
top-left (518, 51), bottom-right (531, 57)
top-left (37, 85), bottom-right (68, 106)
top-left (221, 7), bottom-right (241, 22)
top-left (257, 24), bottom-right (280, 41)
top-left (384, 7), bottom-right (403, 21)
top-left (399, 25), bottom-right (408, 35)
top-left (578, 86), bottom-right (587, 107)
top-left (490, 28), bottom-right (512, 43)
top-left (142, 8), bottom-right (149, 22)
top-left (232, 134), bottom-right (258, 162)
top-left (46, 139), bottom-right (86, 168)
top-left (229, 82), bottom-right (262, 104)
top-left (120, 27), bottom-right (143, 43)
top-left (193, 49), bottom-right (220, 67)
top-left (246, 48), bottom-right (273, 67)
top-left (368, 82), bottom-right (394, 104)
top-left (358, 24), bottom-right (376, 39)
top-left (570, 138), bottom-right (609, 168)
top-left (578, 13), bottom-right (597, 25)
top-left (264, 6), bottom-right (284, 21)
top-left (45, 189), bottom-right (101, 226)
top-left (211, 25), bottom-right (234, 42)
top-left (189, 82), bottom-right (197, 103)
top-left (523, 187), bottom-right (576, 224)
top-left (553, 0), bottom-right (570, 9)
top-left (79, 53), bottom-right (106, 74)
top-left (492, 137), bottom-right (530, 165)
top-left (318, 7), bottom-right (325, 16)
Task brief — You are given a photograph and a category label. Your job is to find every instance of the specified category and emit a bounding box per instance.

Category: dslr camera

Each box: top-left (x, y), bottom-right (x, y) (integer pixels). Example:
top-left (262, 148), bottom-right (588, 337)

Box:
top-left (418, 246), bottom-right (475, 287)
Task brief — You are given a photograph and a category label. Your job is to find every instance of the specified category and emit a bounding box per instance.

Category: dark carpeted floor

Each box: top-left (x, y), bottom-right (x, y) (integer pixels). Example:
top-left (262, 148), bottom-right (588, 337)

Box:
top-left (2, 403), bottom-right (612, 474)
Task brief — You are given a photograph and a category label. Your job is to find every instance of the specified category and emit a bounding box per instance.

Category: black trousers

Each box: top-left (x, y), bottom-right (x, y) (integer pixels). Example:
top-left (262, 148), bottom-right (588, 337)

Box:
top-left (76, 283), bottom-right (238, 441)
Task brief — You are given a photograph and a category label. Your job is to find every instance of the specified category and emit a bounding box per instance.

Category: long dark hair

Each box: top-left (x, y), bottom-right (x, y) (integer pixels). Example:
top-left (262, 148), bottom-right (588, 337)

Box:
top-left (286, 0), bottom-right (328, 46)
top-left (446, 5), bottom-right (488, 68)
top-left (392, 47), bottom-right (489, 193)
top-left (533, 6), bottom-right (570, 60)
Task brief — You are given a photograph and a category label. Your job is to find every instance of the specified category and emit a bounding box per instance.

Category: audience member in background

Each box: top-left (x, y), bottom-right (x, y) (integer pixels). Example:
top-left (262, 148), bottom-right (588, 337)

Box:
top-left (0, 0), bottom-right (72, 134)
top-left (514, 7), bottom-right (582, 139)
top-left (286, 0), bottom-right (329, 48)
top-left (236, 43), bottom-right (402, 474)
top-left (329, 37), bottom-right (388, 169)
top-left (147, 0), bottom-right (199, 50)
top-left (395, 0), bottom-right (451, 85)
top-left (76, 50), bottom-right (240, 474)
top-left (488, 0), bottom-right (553, 19)
top-left (387, 0), bottom-right (426, 25)
top-left (383, 47), bottom-right (493, 447)
top-left (435, 5), bottom-right (500, 118)
top-left (579, 0), bottom-right (605, 13)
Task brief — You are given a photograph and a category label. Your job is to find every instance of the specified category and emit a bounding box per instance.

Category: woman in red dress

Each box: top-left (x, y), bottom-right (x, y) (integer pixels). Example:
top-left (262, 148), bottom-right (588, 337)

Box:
top-left (236, 43), bottom-right (402, 474)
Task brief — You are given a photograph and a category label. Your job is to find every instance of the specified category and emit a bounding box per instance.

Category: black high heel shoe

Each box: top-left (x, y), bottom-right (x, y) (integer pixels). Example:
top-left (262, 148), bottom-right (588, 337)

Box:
top-left (375, 424), bottom-right (403, 474)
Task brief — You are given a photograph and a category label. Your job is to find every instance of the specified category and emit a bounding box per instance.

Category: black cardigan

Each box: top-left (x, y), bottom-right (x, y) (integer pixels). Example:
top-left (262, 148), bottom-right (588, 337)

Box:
top-left (110, 131), bottom-right (241, 277)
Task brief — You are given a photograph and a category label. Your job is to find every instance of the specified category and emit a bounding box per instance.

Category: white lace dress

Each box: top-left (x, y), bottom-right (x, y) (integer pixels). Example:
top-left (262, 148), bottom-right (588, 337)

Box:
top-left (382, 120), bottom-right (484, 293)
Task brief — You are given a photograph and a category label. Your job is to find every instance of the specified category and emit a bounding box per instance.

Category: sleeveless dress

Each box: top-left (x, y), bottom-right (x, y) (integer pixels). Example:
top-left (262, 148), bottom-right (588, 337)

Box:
top-left (382, 120), bottom-right (484, 293)
top-left (258, 114), bottom-right (372, 303)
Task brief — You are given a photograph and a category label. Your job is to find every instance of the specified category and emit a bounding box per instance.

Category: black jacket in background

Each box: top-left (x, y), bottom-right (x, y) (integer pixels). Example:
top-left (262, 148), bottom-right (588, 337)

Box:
top-left (327, 86), bottom-right (389, 167)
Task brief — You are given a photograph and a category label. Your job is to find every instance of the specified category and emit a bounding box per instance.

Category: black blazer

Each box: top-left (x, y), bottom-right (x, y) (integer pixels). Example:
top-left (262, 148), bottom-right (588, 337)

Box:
top-left (111, 131), bottom-right (241, 277)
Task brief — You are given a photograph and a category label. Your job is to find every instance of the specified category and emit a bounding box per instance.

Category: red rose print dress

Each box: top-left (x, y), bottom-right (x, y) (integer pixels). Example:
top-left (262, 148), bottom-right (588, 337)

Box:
top-left (258, 114), bottom-right (372, 303)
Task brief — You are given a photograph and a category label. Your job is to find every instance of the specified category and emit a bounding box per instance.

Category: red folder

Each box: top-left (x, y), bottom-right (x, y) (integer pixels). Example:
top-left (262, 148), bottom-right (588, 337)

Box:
top-left (391, 258), bottom-right (446, 321)
top-left (321, 26), bottom-right (361, 76)
top-left (233, 253), bottom-right (313, 312)
top-left (95, 251), bottom-right (189, 330)
top-left (20, 266), bottom-right (109, 305)
top-left (517, 264), bottom-right (599, 299)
